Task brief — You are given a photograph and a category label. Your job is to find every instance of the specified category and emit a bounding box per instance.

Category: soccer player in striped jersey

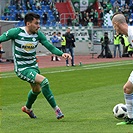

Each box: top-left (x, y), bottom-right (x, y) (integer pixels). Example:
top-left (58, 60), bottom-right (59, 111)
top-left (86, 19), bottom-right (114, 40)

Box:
top-left (0, 12), bottom-right (71, 119)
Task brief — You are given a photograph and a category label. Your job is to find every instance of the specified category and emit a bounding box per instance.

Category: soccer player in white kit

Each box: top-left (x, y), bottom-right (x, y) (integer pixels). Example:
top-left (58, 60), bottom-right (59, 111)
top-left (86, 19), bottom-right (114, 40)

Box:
top-left (0, 12), bottom-right (71, 119)
top-left (112, 13), bottom-right (133, 125)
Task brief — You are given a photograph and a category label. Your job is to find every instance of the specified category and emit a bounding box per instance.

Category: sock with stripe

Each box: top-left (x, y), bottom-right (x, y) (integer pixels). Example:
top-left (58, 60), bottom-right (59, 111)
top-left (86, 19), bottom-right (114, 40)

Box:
top-left (41, 78), bottom-right (57, 108)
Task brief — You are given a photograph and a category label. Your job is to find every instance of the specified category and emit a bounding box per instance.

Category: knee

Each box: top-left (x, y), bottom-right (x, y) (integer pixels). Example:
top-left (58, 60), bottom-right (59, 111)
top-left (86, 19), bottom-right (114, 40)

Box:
top-left (31, 83), bottom-right (41, 93)
top-left (123, 84), bottom-right (132, 94)
top-left (40, 78), bottom-right (49, 88)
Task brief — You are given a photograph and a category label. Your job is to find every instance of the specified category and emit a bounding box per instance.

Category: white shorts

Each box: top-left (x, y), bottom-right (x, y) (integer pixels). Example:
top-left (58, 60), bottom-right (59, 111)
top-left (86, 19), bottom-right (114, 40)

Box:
top-left (128, 71), bottom-right (133, 84)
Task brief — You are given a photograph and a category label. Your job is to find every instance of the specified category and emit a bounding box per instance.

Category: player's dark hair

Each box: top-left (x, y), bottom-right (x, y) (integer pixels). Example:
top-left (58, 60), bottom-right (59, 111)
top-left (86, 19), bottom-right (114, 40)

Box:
top-left (24, 12), bottom-right (40, 25)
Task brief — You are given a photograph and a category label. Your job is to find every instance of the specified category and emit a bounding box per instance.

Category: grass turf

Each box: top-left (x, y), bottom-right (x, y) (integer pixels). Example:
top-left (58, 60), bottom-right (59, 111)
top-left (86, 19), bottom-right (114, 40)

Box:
top-left (1, 60), bottom-right (133, 133)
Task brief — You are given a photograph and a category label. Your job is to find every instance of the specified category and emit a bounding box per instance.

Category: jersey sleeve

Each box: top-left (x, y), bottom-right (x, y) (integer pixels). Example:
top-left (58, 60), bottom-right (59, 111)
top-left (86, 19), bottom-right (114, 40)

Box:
top-left (38, 31), bottom-right (63, 56)
top-left (0, 28), bottom-right (20, 42)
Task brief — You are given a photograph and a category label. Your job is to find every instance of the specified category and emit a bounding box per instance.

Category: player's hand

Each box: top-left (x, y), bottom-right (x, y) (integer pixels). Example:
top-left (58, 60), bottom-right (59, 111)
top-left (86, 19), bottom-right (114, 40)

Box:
top-left (62, 53), bottom-right (72, 60)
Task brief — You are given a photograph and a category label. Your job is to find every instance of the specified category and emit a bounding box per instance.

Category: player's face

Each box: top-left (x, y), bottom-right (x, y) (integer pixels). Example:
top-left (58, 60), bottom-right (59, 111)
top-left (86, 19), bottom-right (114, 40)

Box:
top-left (112, 20), bottom-right (124, 34)
top-left (112, 21), bottom-right (120, 34)
top-left (28, 18), bottom-right (40, 34)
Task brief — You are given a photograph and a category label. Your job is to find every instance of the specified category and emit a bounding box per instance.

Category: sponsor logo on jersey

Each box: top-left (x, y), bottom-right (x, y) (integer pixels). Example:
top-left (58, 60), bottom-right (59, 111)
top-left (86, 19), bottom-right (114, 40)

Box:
top-left (22, 43), bottom-right (35, 51)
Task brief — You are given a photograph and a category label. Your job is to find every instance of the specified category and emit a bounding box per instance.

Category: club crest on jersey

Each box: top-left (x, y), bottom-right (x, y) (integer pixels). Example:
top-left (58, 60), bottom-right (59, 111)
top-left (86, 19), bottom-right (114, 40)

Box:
top-left (22, 43), bottom-right (35, 51)
top-left (32, 38), bottom-right (36, 41)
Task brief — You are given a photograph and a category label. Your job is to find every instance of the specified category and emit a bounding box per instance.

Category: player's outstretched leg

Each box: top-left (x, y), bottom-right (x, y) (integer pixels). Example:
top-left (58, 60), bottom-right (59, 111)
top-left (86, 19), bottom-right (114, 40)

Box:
top-left (40, 78), bottom-right (64, 119)
top-left (117, 117), bottom-right (133, 125)
top-left (22, 90), bottom-right (40, 118)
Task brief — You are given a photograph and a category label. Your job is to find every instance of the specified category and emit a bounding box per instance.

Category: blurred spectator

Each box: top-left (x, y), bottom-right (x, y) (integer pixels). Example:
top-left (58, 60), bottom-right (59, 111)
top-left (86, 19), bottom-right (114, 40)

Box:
top-left (44, 0), bottom-right (49, 5)
top-left (99, 8), bottom-right (104, 27)
top-left (65, 28), bottom-right (75, 66)
top-left (98, 32), bottom-right (110, 58)
top-left (106, 1), bottom-right (112, 11)
top-left (49, 1), bottom-right (54, 10)
top-left (102, 1), bottom-right (107, 12)
top-left (35, 0), bottom-right (41, 10)
top-left (55, 10), bottom-right (60, 22)
top-left (42, 12), bottom-right (48, 24)
top-left (50, 32), bottom-right (59, 61)
top-left (93, 9), bottom-right (98, 26)
top-left (20, 10), bottom-right (25, 21)
top-left (16, 0), bottom-right (23, 10)
top-left (56, 32), bottom-right (63, 61)
top-left (72, 18), bottom-right (79, 26)
top-left (53, 8), bottom-right (60, 22)
top-left (88, 18), bottom-right (93, 28)
top-left (128, 46), bottom-right (133, 57)
top-left (121, 5), bottom-right (125, 13)
top-left (130, 3), bottom-right (133, 13)
top-left (113, 0), bottom-right (120, 12)
top-left (4, 16), bottom-right (10, 21)
top-left (78, 11), bottom-right (83, 25)
top-left (4, 3), bottom-right (10, 16)
top-left (123, 4), bottom-right (130, 21)
top-left (61, 34), bottom-right (66, 53)
top-left (83, 11), bottom-right (88, 26)
top-left (129, 15), bottom-right (133, 25)
top-left (113, 32), bottom-right (121, 58)
top-left (52, 7), bottom-right (57, 16)
top-left (40, 0), bottom-right (45, 5)
top-left (10, 0), bottom-right (15, 5)
top-left (120, 34), bottom-right (129, 57)
top-left (15, 12), bottom-right (23, 21)
top-left (75, 11), bottom-right (79, 22)
top-left (67, 15), bottom-right (72, 26)
top-left (89, 9), bottom-right (94, 22)
top-left (26, 1), bottom-right (32, 10)
top-left (18, 0), bottom-right (24, 5)
top-left (88, 19), bottom-right (93, 40)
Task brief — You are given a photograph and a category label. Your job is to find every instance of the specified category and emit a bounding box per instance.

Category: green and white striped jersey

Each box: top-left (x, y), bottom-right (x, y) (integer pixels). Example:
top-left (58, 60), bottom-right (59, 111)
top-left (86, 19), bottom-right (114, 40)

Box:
top-left (0, 27), bottom-right (63, 72)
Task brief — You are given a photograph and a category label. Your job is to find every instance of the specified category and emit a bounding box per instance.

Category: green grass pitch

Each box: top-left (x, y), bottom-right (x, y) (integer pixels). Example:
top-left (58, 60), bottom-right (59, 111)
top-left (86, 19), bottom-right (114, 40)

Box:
top-left (1, 60), bottom-right (133, 133)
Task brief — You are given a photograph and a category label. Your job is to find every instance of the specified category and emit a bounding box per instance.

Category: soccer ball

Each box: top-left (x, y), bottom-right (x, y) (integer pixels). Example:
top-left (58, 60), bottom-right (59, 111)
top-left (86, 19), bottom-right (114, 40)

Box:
top-left (113, 103), bottom-right (127, 119)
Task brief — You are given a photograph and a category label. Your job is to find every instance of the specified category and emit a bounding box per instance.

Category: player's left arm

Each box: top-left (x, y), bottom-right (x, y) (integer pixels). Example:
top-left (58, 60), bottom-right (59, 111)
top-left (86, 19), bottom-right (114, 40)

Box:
top-left (38, 31), bottom-right (71, 59)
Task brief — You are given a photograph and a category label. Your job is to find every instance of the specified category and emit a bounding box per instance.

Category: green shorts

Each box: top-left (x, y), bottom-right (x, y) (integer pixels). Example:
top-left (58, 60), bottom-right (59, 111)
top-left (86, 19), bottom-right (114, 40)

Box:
top-left (16, 68), bottom-right (40, 83)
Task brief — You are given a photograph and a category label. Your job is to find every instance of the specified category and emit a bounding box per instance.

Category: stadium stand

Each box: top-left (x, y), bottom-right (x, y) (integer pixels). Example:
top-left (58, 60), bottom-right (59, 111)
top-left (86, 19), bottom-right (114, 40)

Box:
top-left (1, 0), bottom-right (133, 27)
top-left (0, 0), bottom-right (57, 27)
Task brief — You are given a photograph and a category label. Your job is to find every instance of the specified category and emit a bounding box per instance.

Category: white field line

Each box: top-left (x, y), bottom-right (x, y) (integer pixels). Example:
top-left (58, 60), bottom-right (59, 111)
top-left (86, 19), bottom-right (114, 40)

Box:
top-left (0, 61), bottom-right (133, 79)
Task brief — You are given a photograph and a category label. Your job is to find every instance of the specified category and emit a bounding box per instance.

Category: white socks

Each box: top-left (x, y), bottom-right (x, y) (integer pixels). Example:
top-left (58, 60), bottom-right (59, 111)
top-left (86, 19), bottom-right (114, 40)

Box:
top-left (54, 106), bottom-right (59, 111)
top-left (124, 93), bottom-right (133, 118)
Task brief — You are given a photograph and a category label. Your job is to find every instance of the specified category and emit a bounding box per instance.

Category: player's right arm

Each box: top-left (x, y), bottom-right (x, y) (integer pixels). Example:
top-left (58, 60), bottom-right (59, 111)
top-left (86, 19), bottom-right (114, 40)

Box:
top-left (0, 28), bottom-right (20, 42)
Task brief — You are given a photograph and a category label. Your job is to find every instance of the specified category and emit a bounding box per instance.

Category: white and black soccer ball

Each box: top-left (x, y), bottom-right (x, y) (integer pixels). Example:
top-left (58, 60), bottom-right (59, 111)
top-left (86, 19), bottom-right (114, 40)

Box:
top-left (113, 103), bottom-right (127, 119)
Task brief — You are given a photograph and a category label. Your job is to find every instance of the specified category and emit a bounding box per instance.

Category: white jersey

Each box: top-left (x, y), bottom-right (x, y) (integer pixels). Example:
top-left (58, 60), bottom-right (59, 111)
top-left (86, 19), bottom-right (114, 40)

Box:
top-left (128, 26), bottom-right (133, 47)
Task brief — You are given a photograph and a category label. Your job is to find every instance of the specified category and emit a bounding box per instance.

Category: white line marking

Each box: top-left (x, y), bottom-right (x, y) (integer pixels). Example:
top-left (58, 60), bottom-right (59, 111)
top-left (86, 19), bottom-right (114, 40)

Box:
top-left (0, 61), bottom-right (133, 78)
